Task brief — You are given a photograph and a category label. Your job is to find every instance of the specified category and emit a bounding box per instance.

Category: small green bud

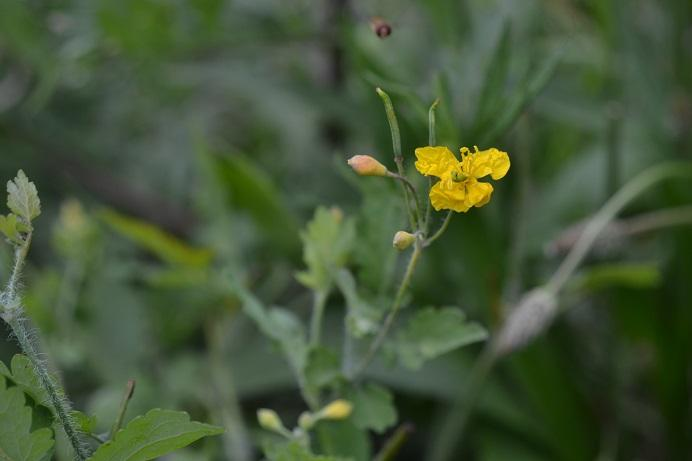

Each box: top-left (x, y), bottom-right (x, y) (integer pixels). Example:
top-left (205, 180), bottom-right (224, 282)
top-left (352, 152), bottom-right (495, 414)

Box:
top-left (257, 409), bottom-right (284, 432)
top-left (392, 231), bottom-right (416, 250)
top-left (298, 411), bottom-right (315, 431)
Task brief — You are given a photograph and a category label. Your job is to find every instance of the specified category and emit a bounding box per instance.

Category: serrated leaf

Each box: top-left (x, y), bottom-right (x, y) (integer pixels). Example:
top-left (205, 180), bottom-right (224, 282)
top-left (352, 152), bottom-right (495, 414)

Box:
top-left (6, 170), bottom-right (41, 224)
top-left (0, 375), bottom-right (54, 461)
top-left (345, 383), bottom-right (396, 434)
top-left (88, 409), bottom-right (223, 461)
top-left (71, 411), bottom-right (98, 434)
top-left (297, 207), bottom-right (355, 292)
top-left (393, 307), bottom-right (488, 370)
top-left (233, 284), bottom-right (307, 373)
top-left (0, 214), bottom-right (27, 244)
top-left (305, 347), bottom-right (341, 395)
top-left (0, 355), bottom-right (51, 410)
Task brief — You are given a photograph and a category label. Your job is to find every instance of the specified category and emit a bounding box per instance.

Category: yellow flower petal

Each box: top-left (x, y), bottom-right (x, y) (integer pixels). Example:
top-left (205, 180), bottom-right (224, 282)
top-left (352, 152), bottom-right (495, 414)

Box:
top-left (467, 148), bottom-right (510, 180)
top-left (465, 180), bottom-right (493, 208)
top-left (429, 181), bottom-right (470, 212)
top-left (414, 146), bottom-right (458, 178)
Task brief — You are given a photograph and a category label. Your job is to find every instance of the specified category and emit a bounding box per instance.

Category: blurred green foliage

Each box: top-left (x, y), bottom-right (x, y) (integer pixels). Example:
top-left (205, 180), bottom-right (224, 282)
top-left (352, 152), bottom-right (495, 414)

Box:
top-left (1, 0), bottom-right (691, 459)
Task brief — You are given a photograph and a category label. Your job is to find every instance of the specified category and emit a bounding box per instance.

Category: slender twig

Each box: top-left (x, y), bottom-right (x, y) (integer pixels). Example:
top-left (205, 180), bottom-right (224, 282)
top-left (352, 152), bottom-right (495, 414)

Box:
top-left (110, 380), bottom-right (136, 438)
top-left (424, 211), bottom-right (453, 247)
top-left (374, 423), bottom-right (415, 461)
top-left (351, 242), bottom-right (423, 379)
top-left (309, 290), bottom-right (329, 346)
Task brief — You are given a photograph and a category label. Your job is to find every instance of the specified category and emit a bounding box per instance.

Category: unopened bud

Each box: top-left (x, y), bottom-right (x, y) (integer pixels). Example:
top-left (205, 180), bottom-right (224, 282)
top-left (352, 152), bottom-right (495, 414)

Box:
top-left (320, 400), bottom-right (353, 420)
top-left (298, 411), bottom-right (315, 430)
top-left (392, 231), bottom-right (416, 250)
top-left (347, 155), bottom-right (388, 177)
top-left (257, 409), bottom-right (284, 432)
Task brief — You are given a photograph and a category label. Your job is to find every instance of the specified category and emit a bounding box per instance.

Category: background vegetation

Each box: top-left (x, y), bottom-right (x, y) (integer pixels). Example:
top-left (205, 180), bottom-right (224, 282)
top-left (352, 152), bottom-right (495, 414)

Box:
top-left (1, 0), bottom-right (691, 459)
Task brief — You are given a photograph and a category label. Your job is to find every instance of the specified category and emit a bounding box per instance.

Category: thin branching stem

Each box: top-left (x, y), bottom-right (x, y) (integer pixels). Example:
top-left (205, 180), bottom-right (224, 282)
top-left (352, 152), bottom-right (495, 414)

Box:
top-left (110, 380), bottom-right (136, 438)
top-left (424, 211), bottom-right (453, 247)
top-left (351, 242), bottom-right (423, 379)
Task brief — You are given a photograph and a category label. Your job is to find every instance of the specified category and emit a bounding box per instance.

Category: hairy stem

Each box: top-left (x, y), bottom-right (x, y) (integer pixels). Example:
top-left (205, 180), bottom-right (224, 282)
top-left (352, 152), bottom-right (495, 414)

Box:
top-left (2, 234), bottom-right (89, 460)
top-left (8, 315), bottom-right (90, 459)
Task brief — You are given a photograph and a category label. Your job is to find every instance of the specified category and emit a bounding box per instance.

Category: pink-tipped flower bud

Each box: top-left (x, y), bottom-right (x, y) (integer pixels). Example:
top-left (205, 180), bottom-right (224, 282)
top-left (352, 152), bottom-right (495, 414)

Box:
top-left (347, 155), bottom-right (388, 177)
top-left (392, 231), bottom-right (416, 250)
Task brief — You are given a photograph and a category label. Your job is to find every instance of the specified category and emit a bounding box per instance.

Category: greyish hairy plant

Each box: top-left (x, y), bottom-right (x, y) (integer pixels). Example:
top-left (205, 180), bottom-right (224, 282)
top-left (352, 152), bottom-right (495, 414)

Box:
top-left (0, 171), bottom-right (223, 460)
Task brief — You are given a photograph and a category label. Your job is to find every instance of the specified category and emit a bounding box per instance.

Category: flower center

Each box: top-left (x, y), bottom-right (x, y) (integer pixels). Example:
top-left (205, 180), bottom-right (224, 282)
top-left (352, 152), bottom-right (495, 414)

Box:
top-left (451, 169), bottom-right (468, 182)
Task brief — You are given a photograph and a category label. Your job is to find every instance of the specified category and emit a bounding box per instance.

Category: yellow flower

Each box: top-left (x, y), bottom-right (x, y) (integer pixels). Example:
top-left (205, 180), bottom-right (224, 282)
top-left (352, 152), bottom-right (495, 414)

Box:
top-left (414, 146), bottom-right (510, 212)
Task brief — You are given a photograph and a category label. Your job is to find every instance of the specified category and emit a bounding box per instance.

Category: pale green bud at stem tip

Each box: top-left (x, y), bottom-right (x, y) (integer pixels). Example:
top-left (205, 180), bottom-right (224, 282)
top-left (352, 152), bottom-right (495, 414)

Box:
top-left (320, 399), bottom-right (353, 420)
top-left (392, 231), bottom-right (416, 250)
top-left (347, 155), bottom-right (388, 176)
top-left (257, 409), bottom-right (283, 432)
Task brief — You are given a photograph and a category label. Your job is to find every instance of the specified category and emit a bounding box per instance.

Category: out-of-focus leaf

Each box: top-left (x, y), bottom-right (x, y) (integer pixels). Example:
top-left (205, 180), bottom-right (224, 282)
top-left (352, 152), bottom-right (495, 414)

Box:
top-left (316, 420), bottom-right (370, 461)
top-left (305, 347), bottom-right (341, 395)
top-left (233, 283), bottom-right (307, 373)
top-left (392, 307), bottom-right (488, 370)
top-left (6, 170), bottom-right (41, 224)
top-left (479, 48), bottom-right (562, 145)
top-left (263, 439), bottom-right (352, 461)
top-left (474, 23), bottom-right (511, 131)
top-left (99, 209), bottom-right (213, 267)
top-left (572, 263), bottom-right (661, 292)
top-left (71, 411), bottom-right (98, 435)
top-left (334, 269), bottom-right (381, 338)
top-left (345, 383), bottom-right (397, 434)
top-left (296, 207), bottom-right (355, 292)
top-left (0, 375), bottom-right (54, 461)
top-left (211, 152), bottom-right (300, 255)
top-left (88, 409), bottom-right (223, 461)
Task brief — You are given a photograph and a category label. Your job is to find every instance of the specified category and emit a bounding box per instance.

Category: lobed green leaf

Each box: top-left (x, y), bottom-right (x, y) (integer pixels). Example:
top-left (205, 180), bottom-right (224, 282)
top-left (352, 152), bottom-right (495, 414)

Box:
top-left (88, 409), bottom-right (223, 461)
top-left (393, 307), bottom-right (488, 370)
top-left (0, 375), bottom-right (54, 461)
top-left (6, 170), bottom-right (41, 224)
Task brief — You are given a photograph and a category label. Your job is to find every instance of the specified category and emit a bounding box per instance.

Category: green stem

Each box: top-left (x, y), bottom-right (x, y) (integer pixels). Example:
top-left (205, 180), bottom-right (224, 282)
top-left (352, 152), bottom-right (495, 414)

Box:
top-left (110, 380), bottom-right (135, 438)
top-left (310, 290), bottom-right (329, 346)
top-left (374, 423), bottom-right (415, 461)
top-left (351, 243), bottom-right (423, 379)
top-left (2, 234), bottom-right (90, 460)
top-left (376, 87), bottom-right (418, 230)
top-left (425, 99), bottom-right (440, 234)
top-left (424, 211), bottom-right (453, 247)
top-left (387, 172), bottom-right (423, 226)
